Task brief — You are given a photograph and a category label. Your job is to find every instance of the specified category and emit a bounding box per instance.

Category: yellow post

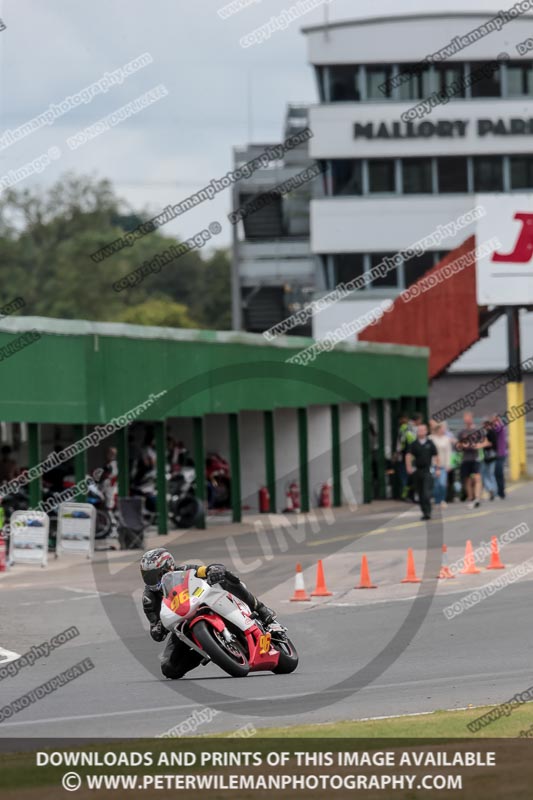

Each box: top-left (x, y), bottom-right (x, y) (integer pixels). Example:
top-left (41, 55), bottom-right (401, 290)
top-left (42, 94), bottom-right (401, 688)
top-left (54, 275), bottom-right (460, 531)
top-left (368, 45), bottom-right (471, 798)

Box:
top-left (506, 382), bottom-right (527, 481)
top-left (517, 382), bottom-right (527, 478)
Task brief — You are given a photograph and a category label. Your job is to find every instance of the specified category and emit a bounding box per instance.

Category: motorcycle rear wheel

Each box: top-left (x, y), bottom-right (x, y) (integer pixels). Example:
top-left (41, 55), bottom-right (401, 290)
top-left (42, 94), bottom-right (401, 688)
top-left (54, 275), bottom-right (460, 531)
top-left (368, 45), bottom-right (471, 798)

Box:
top-left (192, 621), bottom-right (249, 678)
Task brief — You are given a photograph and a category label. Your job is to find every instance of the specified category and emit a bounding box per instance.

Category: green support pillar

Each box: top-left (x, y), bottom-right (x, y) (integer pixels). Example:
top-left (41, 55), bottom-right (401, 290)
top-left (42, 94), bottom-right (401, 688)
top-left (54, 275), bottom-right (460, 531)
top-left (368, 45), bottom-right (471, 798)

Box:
top-left (116, 426), bottom-right (129, 498)
top-left (263, 411), bottom-right (276, 513)
top-left (154, 421), bottom-right (168, 535)
top-left (404, 396), bottom-right (416, 419)
top-left (298, 408), bottom-right (310, 513)
top-left (331, 405), bottom-right (341, 507)
top-left (28, 423), bottom-right (41, 509)
top-left (73, 424), bottom-right (88, 502)
top-left (416, 396), bottom-right (429, 424)
top-left (229, 413), bottom-right (241, 523)
top-left (193, 417), bottom-right (206, 529)
top-left (390, 398), bottom-right (401, 499)
top-left (376, 399), bottom-right (386, 500)
top-left (361, 403), bottom-right (372, 503)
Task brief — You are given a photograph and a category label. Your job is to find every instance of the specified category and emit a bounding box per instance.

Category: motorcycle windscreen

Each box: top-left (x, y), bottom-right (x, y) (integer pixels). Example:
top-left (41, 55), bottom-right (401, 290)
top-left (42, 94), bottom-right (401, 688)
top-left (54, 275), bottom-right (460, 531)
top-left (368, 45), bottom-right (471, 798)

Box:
top-left (160, 570), bottom-right (188, 597)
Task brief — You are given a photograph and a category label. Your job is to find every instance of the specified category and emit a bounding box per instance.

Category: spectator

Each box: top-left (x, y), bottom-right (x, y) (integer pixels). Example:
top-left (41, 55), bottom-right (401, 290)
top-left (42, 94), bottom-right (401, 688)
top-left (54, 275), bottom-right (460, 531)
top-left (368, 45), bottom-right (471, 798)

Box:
top-left (0, 445), bottom-right (19, 484)
top-left (101, 446), bottom-right (118, 510)
top-left (430, 423), bottom-right (452, 507)
top-left (395, 412), bottom-right (416, 500)
top-left (132, 431), bottom-right (156, 485)
top-left (167, 437), bottom-right (191, 474)
top-left (410, 413), bottom-right (423, 433)
top-left (491, 414), bottom-right (507, 499)
top-left (406, 423), bottom-right (440, 521)
top-left (480, 418), bottom-right (498, 501)
top-left (456, 412), bottom-right (485, 509)
top-left (440, 421), bottom-right (458, 502)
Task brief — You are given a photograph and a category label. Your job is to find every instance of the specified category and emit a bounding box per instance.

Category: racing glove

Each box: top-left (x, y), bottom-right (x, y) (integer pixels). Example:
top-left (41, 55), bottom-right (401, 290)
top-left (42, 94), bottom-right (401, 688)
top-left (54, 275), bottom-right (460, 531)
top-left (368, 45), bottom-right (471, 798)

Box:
top-left (203, 563), bottom-right (226, 586)
top-left (150, 621), bottom-right (168, 642)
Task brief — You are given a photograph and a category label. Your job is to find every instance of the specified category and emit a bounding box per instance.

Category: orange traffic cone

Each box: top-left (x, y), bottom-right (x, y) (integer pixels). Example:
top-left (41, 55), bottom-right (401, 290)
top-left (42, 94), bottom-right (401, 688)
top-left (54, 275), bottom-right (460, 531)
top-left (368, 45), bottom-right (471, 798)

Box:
top-left (460, 540), bottom-right (481, 574)
top-left (355, 554), bottom-right (377, 589)
top-left (401, 548), bottom-right (421, 583)
top-left (486, 536), bottom-right (505, 570)
top-left (438, 544), bottom-right (455, 579)
top-left (311, 559), bottom-right (333, 597)
top-left (290, 563), bottom-right (310, 601)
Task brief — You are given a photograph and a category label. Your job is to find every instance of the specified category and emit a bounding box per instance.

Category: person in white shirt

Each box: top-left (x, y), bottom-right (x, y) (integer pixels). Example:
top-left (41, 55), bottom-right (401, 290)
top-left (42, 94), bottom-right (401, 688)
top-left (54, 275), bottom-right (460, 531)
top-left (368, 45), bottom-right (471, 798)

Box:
top-left (430, 423), bottom-right (453, 507)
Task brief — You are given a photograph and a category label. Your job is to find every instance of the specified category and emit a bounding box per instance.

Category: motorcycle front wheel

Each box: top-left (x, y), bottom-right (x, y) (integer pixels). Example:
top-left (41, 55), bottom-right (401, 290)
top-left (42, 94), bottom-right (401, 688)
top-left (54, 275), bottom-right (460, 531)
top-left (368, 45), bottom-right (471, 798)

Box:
top-left (94, 510), bottom-right (112, 539)
top-left (272, 636), bottom-right (299, 674)
top-left (192, 621), bottom-right (249, 677)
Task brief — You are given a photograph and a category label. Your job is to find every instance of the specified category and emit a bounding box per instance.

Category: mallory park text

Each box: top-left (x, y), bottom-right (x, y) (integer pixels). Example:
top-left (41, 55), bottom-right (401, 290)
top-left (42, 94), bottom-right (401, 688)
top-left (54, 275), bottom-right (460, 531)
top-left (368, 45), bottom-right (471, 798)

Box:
top-left (354, 118), bottom-right (533, 140)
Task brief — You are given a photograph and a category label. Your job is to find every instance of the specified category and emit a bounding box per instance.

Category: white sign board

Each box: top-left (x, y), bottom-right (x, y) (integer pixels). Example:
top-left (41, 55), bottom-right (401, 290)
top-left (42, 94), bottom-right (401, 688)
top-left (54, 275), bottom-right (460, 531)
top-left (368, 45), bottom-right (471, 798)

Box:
top-left (9, 510), bottom-right (49, 567)
top-left (476, 193), bottom-right (533, 305)
top-left (57, 502), bottom-right (96, 559)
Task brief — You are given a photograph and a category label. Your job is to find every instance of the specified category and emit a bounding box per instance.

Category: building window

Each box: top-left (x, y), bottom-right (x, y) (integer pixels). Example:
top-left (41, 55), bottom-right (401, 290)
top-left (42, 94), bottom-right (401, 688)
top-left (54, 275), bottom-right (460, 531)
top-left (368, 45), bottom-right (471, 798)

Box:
top-left (366, 65), bottom-right (393, 99)
top-left (473, 156), bottom-right (503, 191)
top-left (469, 61), bottom-right (502, 97)
top-left (329, 66), bottom-right (360, 101)
top-left (507, 61), bottom-right (533, 96)
top-left (315, 66), bottom-right (326, 102)
top-left (334, 254), bottom-right (365, 286)
top-left (369, 253), bottom-right (399, 288)
top-left (404, 252), bottom-right (435, 287)
top-left (434, 63), bottom-right (465, 98)
top-left (510, 155), bottom-right (533, 189)
top-left (397, 63), bottom-right (432, 100)
top-left (437, 157), bottom-right (468, 193)
top-left (368, 159), bottom-right (396, 193)
top-left (331, 160), bottom-right (362, 195)
top-left (402, 158), bottom-right (433, 194)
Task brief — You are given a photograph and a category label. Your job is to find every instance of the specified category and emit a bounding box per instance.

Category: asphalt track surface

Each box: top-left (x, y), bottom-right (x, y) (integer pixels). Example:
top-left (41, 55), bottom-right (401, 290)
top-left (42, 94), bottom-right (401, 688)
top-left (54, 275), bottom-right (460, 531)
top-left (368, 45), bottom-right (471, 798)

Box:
top-left (0, 484), bottom-right (531, 740)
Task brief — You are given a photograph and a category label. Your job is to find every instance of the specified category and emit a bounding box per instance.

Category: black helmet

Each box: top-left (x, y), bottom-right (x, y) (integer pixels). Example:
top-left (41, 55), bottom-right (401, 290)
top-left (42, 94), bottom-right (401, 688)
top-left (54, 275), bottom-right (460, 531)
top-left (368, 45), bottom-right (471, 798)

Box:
top-left (140, 548), bottom-right (175, 589)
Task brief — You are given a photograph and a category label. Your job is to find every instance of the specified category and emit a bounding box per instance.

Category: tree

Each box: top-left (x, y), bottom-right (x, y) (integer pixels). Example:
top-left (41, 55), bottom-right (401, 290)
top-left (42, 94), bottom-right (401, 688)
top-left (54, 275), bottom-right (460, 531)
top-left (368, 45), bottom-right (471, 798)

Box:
top-left (117, 298), bottom-right (198, 328)
top-left (0, 173), bottom-right (233, 329)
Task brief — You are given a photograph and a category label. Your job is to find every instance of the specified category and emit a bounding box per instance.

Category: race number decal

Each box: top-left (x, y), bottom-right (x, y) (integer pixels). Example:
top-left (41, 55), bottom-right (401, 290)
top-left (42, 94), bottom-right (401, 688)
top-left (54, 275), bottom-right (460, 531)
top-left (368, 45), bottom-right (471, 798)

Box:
top-left (170, 589), bottom-right (190, 612)
top-left (259, 633), bottom-right (271, 654)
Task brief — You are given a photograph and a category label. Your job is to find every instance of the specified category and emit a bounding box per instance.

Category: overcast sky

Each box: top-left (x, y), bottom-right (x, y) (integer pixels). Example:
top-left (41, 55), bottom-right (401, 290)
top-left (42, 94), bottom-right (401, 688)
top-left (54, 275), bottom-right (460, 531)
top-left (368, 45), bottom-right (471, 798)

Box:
top-left (0, 0), bottom-right (508, 247)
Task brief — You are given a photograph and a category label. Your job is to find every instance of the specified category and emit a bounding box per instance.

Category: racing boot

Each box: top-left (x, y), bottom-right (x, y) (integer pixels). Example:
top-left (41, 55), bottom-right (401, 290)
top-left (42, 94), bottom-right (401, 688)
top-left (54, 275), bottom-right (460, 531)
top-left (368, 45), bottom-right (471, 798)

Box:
top-left (255, 602), bottom-right (277, 628)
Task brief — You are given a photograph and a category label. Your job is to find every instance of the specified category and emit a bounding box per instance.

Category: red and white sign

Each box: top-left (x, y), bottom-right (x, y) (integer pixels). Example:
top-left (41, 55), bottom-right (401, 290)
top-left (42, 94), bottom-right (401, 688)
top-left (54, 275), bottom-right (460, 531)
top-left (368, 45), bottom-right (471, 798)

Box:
top-left (476, 194), bottom-right (533, 305)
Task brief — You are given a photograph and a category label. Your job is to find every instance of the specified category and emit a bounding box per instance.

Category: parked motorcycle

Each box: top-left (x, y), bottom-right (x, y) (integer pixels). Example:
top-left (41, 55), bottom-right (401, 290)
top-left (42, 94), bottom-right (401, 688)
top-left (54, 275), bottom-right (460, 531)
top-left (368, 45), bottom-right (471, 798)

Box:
top-left (131, 470), bottom-right (157, 528)
top-left (159, 568), bottom-right (298, 678)
top-left (168, 467), bottom-right (201, 529)
top-left (86, 482), bottom-right (115, 539)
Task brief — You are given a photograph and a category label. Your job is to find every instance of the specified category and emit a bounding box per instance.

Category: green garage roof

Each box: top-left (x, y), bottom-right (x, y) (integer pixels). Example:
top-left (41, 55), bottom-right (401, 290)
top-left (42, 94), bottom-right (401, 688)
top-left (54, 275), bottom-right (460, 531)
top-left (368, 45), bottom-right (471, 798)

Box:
top-left (0, 317), bottom-right (429, 424)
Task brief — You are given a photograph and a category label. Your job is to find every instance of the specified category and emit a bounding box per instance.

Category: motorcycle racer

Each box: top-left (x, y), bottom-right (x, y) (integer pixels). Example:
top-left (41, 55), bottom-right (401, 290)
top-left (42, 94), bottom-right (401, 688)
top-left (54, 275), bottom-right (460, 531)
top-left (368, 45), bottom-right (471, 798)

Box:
top-left (140, 547), bottom-right (277, 679)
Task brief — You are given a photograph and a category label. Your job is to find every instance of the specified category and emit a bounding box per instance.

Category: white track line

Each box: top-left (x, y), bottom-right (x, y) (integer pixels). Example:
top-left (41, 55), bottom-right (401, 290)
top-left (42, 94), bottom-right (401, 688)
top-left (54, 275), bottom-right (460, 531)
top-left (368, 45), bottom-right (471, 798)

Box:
top-left (0, 647), bottom-right (21, 663)
top-left (1, 668), bottom-right (529, 729)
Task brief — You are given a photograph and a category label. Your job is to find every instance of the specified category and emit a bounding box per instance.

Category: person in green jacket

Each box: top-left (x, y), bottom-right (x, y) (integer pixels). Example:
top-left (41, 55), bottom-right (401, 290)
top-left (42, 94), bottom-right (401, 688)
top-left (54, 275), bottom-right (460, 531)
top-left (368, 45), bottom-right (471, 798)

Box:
top-left (396, 413), bottom-right (417, 499)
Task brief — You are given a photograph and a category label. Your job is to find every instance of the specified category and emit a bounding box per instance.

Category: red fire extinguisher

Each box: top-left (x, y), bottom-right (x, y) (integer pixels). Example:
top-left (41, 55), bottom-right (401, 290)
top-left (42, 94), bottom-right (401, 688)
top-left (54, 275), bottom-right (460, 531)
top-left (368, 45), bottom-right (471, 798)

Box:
top-left (0, 532), bottom-right (6, 573)
top-left (259, 486), bottom-right (270, 513)
top-left (319, 481), bottom-right (332, 508)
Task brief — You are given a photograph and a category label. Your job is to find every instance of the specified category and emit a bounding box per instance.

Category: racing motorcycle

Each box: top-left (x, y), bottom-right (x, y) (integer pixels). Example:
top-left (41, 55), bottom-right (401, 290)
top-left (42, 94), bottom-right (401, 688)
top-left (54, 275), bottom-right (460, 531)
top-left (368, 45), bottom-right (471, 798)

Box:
top-left (159, 568), bottom-right (298, 678)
